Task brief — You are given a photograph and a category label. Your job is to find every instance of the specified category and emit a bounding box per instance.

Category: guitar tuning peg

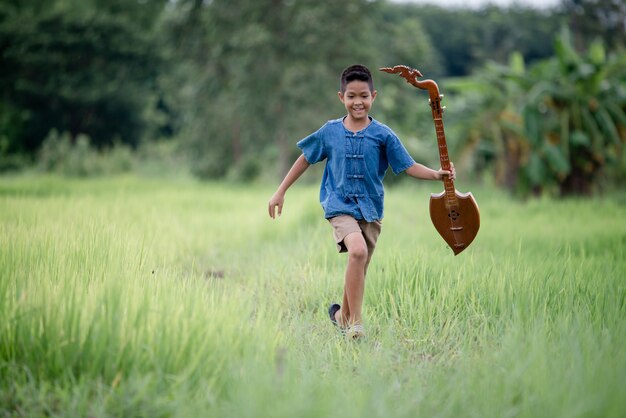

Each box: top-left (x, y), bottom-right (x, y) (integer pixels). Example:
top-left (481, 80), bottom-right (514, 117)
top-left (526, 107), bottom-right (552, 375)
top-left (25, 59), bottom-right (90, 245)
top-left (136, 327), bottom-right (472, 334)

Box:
top-left (442, 106), bottom-right (447, 111)
top-left (439, 94), bottom-right (444, 99)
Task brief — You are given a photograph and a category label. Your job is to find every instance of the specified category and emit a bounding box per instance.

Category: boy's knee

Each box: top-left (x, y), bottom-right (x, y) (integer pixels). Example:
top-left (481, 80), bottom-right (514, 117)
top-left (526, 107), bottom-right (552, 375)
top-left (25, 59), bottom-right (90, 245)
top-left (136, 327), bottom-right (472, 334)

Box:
top-left (349, 244), bottom-right (368, 264)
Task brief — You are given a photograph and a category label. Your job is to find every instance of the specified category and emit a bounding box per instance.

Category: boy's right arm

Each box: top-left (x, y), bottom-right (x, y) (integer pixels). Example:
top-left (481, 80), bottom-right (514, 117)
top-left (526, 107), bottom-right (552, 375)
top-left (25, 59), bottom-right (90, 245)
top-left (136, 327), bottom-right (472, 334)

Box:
top-left (268, 154), bottom-right (311, 219)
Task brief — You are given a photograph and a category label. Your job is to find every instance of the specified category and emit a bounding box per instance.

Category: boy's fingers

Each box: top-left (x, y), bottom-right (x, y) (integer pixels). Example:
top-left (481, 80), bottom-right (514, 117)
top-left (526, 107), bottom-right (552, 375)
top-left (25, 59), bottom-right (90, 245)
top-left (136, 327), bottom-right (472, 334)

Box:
top-left (268, 201), bottom-right (282, 219)
top-left (272, 202), bottom-right (282, 217)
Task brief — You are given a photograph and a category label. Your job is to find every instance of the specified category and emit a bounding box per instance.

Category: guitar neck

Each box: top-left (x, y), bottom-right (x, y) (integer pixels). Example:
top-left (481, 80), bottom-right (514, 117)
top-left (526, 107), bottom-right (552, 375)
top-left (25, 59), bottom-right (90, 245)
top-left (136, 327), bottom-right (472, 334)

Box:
top-left (434, 118), bottom-right (451, 171)
top-left (431, 99), bottom-right (456, 203)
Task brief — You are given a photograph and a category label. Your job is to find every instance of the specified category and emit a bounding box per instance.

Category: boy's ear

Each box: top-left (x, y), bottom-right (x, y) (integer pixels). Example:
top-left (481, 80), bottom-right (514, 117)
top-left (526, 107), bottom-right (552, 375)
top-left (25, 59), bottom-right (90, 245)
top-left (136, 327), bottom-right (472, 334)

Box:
top-left (372, 90), bottom-right (378, 101)
top-left (337, 91), bottom-right (344, 102)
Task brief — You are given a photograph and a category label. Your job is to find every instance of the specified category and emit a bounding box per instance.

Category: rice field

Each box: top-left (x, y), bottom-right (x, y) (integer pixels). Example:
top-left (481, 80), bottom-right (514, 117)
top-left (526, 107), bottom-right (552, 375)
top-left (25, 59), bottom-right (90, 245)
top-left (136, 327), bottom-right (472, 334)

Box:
top-left (1, 174), bottom-right (624, 417)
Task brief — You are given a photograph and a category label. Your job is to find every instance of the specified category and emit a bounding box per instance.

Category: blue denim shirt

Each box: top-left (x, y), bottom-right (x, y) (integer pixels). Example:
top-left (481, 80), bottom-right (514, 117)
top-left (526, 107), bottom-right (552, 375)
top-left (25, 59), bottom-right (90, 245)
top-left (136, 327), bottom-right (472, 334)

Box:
top-left (297, 117), bottom-right (415, 222)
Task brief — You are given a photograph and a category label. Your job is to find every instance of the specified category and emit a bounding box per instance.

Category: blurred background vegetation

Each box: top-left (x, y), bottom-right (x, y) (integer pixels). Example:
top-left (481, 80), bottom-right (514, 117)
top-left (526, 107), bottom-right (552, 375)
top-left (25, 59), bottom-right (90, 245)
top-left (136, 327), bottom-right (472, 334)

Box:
top-left (0, 0), bottom-right (624, 197)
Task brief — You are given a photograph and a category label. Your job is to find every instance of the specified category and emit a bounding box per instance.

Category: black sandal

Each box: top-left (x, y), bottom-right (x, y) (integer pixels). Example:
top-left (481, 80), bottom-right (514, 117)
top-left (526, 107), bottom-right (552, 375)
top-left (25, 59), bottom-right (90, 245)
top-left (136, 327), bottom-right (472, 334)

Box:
top-left (328, 303), bottom-right (341, 326)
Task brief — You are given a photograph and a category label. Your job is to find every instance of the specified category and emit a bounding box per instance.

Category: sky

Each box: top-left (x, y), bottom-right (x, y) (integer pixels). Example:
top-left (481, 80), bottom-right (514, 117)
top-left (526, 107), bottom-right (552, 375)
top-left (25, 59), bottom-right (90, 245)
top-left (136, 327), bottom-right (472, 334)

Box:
top-left (389, 0), bottom-right (561, 9)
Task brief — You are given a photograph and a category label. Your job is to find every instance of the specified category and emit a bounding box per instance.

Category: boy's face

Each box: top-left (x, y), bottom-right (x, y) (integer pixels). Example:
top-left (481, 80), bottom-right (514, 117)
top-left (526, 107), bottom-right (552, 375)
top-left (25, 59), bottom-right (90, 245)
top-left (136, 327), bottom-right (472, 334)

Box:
top-left (338, 80), bottom-right (377, 122)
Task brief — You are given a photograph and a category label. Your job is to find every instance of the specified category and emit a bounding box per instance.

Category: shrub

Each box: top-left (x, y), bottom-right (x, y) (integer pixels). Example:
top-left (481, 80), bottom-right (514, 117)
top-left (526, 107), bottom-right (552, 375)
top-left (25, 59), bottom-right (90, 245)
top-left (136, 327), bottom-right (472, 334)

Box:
top-left (37, 130), bottom-right (135, 177)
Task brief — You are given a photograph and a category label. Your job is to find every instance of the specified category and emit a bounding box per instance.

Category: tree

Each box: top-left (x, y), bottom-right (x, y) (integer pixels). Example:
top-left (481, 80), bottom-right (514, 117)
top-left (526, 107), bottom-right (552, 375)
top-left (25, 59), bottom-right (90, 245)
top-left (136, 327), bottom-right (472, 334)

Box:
top-left (453, 28), bottom-right (626, 196)
top-left (413, 5), bottom-right (564, 77)
top-left (164, 0), bottom-right (377, 179)
top-left (0, 2), bottom-right (165, 157)
top-left (561, 0), bottom-right (626, 51)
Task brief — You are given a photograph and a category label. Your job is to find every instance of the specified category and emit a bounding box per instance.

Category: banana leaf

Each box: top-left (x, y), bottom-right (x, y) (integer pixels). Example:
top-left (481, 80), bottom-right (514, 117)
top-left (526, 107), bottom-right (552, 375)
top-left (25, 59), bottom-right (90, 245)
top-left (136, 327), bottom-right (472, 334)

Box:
top-left (596, 107), bottom-right (621, 145)
top-left (544, 142), bottom-right (571, 175)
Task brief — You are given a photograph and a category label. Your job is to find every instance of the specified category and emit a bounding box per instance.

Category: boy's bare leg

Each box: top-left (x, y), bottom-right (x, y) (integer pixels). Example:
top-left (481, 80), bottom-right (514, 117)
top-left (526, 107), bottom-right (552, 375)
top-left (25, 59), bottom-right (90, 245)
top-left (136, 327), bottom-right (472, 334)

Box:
top-left (334, 232), bottom-right (368, 327)
top-left (338, 249), bottom-right (373, 327)
top-left (338, 287), bottom-right (350, 327)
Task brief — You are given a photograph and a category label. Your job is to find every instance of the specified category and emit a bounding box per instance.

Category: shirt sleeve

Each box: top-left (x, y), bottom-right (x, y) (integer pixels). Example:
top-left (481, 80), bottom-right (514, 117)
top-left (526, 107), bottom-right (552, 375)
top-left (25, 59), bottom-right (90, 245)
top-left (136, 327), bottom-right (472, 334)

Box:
top-left (385, 132), bottom-right (415, 175)
top-left (297, 126), bottom-right (327, 164)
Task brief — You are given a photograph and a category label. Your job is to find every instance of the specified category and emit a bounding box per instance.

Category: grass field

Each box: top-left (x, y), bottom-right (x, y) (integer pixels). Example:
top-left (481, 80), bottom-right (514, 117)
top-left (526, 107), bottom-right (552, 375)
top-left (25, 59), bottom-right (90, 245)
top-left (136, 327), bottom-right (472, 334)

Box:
top-left (1, 174), bottom-right (625, 417)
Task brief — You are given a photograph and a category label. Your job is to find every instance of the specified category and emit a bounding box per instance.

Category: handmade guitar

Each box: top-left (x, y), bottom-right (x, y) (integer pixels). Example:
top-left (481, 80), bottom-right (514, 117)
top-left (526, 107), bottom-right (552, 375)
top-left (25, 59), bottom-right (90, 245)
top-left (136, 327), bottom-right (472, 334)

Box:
top-left (380, 65), bottom-right (480, 255)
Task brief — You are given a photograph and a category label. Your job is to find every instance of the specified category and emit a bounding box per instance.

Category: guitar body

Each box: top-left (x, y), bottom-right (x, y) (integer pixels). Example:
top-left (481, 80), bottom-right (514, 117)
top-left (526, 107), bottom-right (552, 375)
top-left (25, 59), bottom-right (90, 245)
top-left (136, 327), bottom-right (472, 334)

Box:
top-left (429, 190), bottom-right (480, 255)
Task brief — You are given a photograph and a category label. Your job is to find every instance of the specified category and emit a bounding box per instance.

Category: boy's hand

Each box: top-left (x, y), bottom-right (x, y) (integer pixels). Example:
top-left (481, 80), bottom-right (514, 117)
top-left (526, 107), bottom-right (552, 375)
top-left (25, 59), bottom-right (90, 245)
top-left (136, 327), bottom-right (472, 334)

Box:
top-left (268, 191), bottom-right (285, 219)
top-left (438, 162), bottom-right (456, 181)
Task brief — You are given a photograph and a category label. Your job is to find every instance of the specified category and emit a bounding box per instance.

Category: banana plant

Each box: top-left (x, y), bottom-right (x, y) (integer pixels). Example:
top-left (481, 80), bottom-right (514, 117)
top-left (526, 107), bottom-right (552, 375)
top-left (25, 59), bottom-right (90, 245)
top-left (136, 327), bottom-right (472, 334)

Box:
top-left (519, 27), bottom-right (626, 195)
top-left (459, 27), bottom-right (626, 196)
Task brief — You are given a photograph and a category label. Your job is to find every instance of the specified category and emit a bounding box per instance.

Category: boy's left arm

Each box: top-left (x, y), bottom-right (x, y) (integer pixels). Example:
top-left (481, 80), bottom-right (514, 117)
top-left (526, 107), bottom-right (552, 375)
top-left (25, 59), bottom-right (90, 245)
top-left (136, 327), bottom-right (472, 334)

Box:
top-left (405, 162), bottom-right (455, 181)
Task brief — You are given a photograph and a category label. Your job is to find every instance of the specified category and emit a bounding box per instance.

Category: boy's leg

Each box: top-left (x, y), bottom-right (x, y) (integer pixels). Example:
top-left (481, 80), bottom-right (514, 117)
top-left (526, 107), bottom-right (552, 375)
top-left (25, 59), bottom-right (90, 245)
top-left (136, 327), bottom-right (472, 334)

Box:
top-left (328, 216), bottom-right (381, 328)
top-left (341, 231), bottom-right (369, 326)
top-left (340, 221), bottom-right (381, 325)
top-left (360, 219), bottom-right (382, 276)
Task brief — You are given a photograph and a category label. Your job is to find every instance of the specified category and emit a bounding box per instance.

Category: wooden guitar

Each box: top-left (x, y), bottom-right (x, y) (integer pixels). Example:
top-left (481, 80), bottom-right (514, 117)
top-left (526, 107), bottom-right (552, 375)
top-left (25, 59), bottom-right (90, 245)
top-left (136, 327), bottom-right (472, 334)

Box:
top-left (380, 65), bottom-right (480, 255)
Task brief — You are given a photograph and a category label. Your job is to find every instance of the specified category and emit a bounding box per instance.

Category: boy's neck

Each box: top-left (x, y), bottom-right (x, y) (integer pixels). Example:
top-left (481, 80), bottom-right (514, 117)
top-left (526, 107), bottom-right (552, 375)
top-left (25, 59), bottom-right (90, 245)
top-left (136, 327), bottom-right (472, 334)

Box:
top-left (343, 115), bottom-right (372, 133)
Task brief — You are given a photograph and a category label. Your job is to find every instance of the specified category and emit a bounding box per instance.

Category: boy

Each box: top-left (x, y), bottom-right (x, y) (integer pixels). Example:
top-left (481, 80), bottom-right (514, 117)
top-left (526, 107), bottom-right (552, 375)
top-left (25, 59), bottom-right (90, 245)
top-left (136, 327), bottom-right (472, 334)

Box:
top-left (268, 64), bottom-right (454, 339)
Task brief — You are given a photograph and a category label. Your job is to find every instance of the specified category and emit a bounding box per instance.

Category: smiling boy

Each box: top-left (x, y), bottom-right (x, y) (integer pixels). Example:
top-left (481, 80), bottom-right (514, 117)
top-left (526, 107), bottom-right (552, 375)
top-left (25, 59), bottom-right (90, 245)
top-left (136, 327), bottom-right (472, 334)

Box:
top-left (268, 64), bottom-right (454, 339)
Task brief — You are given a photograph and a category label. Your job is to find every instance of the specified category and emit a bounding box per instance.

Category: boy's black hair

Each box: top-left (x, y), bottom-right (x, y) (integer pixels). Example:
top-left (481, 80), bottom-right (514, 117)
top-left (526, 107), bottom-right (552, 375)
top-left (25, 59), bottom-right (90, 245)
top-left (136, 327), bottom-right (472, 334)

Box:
top-left (340, 65), bottom-right (374, 93)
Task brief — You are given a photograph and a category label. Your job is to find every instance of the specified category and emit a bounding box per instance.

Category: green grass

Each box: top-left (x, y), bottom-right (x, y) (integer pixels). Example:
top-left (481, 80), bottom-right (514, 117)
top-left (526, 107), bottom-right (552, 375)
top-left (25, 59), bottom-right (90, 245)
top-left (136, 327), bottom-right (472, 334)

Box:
top-left (1, 174), bottom-right (625, 417)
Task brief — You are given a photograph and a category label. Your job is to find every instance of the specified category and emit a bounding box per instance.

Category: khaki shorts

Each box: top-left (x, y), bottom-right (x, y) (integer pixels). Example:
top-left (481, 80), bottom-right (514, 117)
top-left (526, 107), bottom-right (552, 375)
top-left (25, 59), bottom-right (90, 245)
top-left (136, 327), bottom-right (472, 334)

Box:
top-left (327, 215), bottom-right (382, 255)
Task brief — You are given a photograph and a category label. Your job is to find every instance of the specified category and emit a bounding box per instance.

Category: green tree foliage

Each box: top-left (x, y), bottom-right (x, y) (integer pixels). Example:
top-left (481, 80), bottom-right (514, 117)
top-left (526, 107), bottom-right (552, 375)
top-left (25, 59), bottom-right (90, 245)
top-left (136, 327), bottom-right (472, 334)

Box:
top-left (0, 1), bottom-right (165, 157)
top-left (373, 2), bottom-right (442, 150)
top-left (455, 29), bottom-right (626, 196)
top-left (409, 5), bottom-right (564, 77)
top-left (562, 0), bottom-right (626, 50)
top-left (164, 0), bottom-right (377, 179)
top-left (0, 0), bottom-right (600, 185)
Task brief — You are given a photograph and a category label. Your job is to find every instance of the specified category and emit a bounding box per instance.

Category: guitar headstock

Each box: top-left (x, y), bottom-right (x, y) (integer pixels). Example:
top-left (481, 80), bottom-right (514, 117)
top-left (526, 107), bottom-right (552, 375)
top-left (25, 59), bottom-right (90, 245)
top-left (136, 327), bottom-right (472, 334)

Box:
top-left (379, 65), bottom-right (423, 80)
top-left (429, 94), bottom-right (445, 117)
top-left (379, 64), bottom-right (440, 98)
